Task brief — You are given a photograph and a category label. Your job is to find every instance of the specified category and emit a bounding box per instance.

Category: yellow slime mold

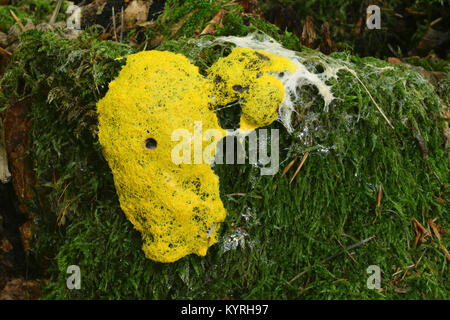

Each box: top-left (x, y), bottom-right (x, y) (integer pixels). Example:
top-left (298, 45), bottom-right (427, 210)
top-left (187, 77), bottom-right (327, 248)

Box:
top-left (207, 47), bottom-right (298, 132)
top-left (97, 51), bottom-right (226, 263)
top-left (97, 47), bottom-right (296, 263)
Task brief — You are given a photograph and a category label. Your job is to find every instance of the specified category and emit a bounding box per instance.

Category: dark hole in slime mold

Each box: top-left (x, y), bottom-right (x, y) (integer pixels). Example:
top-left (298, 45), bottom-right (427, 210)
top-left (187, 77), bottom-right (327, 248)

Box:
top-left (145, 138), bottom-right (157, 150)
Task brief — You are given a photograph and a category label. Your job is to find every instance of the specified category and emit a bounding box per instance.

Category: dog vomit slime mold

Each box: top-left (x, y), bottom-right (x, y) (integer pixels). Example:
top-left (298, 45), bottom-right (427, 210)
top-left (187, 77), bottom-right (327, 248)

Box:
top-left (97, 51), bottom-right (226, 263)
top-left (98, 47), bottom-right (297, 262)
top-left (207, 47), bottom-right (298, 132)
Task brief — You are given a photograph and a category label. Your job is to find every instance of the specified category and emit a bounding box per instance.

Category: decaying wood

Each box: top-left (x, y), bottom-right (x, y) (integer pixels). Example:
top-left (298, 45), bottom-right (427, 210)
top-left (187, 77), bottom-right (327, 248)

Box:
top-left (1, 99), bottom-right (35, 214)
top-left (300, 16), bottom-right (316, 49)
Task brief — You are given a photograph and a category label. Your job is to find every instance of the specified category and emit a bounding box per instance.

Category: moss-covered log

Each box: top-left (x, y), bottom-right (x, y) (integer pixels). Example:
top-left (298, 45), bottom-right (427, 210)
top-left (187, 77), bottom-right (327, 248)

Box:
top-left (0, 1), bottom-right (448, 300)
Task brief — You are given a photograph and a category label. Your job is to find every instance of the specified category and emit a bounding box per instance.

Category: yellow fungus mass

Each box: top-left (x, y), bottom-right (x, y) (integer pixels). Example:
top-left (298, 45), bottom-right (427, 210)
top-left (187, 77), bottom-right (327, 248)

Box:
top-left (207, 47), bottom-right (298, 132)
top-left (97, 51), bottom-right (226, 263)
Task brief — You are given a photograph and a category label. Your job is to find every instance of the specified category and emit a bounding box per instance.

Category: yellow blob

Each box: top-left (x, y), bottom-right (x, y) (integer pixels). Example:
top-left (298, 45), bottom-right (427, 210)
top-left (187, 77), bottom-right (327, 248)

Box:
top-left (207, 48), bottom-right (297, 132)
top-left (97, 51), bottom-right (226, 263)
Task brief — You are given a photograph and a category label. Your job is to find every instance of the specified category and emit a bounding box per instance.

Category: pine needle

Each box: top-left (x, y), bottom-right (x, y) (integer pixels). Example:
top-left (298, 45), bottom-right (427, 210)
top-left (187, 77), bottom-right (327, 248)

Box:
top-left (289, 152), bottom-right (309, 184)
top-left (281, 156), bottom-right (298, 177)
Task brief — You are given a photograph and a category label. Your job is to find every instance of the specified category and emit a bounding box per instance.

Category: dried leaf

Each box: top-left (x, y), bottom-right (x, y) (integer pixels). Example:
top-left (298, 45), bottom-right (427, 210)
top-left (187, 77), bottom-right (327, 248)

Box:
top-left (124, 0), bottom-right (150, 31)
top-left (200, 9), bottom-right (227, 35)
top-left (388, 57), bottom-right (402, 65)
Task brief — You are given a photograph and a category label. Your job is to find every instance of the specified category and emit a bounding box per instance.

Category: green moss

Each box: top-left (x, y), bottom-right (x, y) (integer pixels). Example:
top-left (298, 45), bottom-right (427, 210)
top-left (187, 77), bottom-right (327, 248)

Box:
top-left (1, 29), bottom-right (134, 275)
top-left (32, 0), bottom-right (59, 23)
top-left (215, 12), bottom-right (304, 51)
top-left (0, 5), bottom-right (30, 32)
top-left (403, 56), bottom-right (450, 73)
top-left (148, 0), bottom-right (304, 52)
top-left (153, 0), bottom-right (225, 39)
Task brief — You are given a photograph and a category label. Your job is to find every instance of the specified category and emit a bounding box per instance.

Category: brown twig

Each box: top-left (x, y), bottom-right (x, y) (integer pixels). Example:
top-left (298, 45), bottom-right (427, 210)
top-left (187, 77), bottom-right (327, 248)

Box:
top-left (429, 219), bottom-right (450, 260)
top-left (429, 219), bottom-right (441, 241)
top-left (290, 152), bottom-right (309, 184)
top-left (0, 46), bottom-right (12, 57)
top-left (281, 157), bottom-right (298, 177)
top-left (415, 248), bottom-right (428, 268)
top-left (373, 185), bottom-right (382, 223)
top-left (438, 242), bottom-right (450, 260)
top-left (9, 9), bottom-right (25, 31)
top-left (112, 6), bottom-right (117, 41)
top-left (429, 17), bottom-right (443, 28)
top-left (392, 264), bottom-right (415, 278)
top-left (336, 238), bottom-right (358, 264)
top-left (120, 6), bottom-right (124, 43)
top-left (344, 67), bottom-right (394, 129)
top-left (412, 217), bottom-right (432, 240)
top-left (431, 170), bottom-right (444, 186)
top-left (57, 182), bottom-right (72, 203)
top-left (401, 266), bottom-right (412, 280)
top-left (289, 235), bottom-right (375, 284)
top-left (57, 198), bottom-right (76, 226)
top-left (49, 0), bottom-right (63, 24)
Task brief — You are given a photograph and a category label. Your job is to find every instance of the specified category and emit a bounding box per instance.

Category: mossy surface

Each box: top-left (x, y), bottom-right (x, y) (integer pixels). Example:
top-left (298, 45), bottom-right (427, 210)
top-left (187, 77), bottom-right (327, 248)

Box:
top-left (0, 1), bottom-right (66, 32)
top-left (0, 5), bottom-right (30, 32)
top-left (0, 3), bottom-right (449, 300)
top-left (146, 0), bottom-right (304, 52)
